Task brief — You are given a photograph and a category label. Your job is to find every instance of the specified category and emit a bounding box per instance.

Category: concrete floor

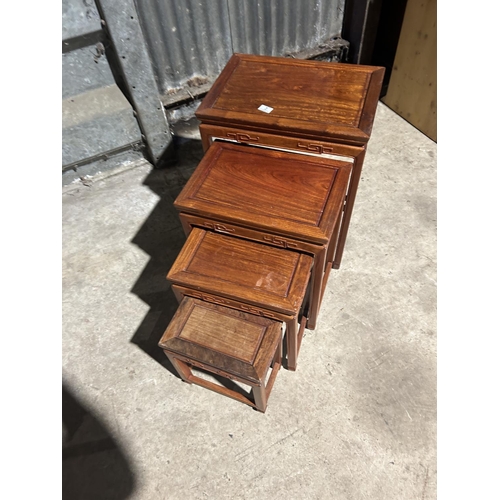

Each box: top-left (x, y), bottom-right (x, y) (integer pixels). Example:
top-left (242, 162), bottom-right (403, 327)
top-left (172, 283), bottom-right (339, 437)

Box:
top-left (62, 102), bottom-right (436, 500)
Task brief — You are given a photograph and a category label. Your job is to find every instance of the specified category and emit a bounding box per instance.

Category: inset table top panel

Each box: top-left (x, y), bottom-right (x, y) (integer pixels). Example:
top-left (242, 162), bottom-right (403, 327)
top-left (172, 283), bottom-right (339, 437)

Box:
top-left (177, 302), bottom-right (265, 364)
top-left (196, 53), bottom-right (385, 144)
top-left (167, 228), bottom-right (313, 315)
top-left (159, 297), bottom-right (282, 383)
top-left (174, 141), bottom-right (352, 245)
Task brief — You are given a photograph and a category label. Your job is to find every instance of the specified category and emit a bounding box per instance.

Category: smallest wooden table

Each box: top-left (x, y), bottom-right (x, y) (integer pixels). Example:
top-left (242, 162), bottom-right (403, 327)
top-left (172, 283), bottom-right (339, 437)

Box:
top-left (158, 297), bottom-right (283, 412)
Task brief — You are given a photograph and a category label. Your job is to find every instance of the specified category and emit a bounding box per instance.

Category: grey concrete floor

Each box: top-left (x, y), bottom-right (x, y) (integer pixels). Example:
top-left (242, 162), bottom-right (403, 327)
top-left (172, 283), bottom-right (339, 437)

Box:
top-left (62, 102), bottom-right (436, 500)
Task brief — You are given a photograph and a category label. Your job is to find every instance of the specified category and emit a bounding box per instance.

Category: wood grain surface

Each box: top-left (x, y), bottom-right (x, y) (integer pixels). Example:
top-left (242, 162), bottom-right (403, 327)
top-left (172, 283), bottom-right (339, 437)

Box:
top-left (159, 297), bottom-right (282, 384)
top-left (167, 228), bottom-right (312, 316)
top-left (174, 141), bottom-right (352, 245)
top-left (196, 53), bottom-right (385, 144)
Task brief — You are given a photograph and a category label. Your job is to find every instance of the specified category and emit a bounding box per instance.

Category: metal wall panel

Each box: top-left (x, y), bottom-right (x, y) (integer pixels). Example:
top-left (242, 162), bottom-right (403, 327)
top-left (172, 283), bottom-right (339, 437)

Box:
top-left (135, 0), bottom-right (345, 96)
top-left (62, 0), bottom-right (143, 179)
top-left (228, 0), bottom-right (345, 56)
top-left (135, 0), bottom-right (233, 94)
top-left (63, 0), bottom-right (102, 41)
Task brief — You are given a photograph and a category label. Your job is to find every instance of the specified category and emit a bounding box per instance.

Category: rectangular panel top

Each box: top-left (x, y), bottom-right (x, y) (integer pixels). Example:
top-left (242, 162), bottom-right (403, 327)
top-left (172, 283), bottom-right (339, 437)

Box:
top-left (174, 141), bottom-right (352, 245)
top-left (159, 297), bottom-right (282, 382)
top-left (167, 228), bottom-right (313, 315)
top-left (196, 53), bottom-right (385, 144)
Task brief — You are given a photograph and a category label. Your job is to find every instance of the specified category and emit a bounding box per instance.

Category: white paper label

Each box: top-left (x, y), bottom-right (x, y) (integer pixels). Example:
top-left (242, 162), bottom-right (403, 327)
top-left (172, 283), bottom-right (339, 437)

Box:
top-left (258, 104), bottom-right (273, 113)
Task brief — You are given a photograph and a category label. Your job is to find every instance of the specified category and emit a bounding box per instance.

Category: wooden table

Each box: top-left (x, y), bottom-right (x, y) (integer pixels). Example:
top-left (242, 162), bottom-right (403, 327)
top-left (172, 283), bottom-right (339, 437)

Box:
top-left (173, 141), bottom-right (351, 330)
top-left (159, 297), bottom-right (283, 412)
top-left (195, 53), bottom-right (384, 269)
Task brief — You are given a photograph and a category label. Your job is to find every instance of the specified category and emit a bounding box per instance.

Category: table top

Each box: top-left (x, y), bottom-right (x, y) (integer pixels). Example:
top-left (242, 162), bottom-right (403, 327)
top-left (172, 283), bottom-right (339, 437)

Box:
top-left (167, 228), bottom-right (313, 316)
top-left (174, 141), bottom-right (352, 245)
top-left (196, 53), bottom-right (385, 144)
top-left (158, 297), bottom-right (282, 383)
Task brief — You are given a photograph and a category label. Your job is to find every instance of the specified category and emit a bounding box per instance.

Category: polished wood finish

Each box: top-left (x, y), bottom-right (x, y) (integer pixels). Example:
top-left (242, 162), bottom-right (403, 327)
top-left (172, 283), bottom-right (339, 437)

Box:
top-left (174, 141), bottom-right (351, 329)
top-left (168, 229), bottom-right (312, 315)
top-left (196, 53), bottom-right (385, 145)
top-left (167, 228), bottom-right (312, 370)
top-left (159, 297), bottom-right (282, 412)
top-left (175, 142), bottom-right (351, 245)
top-left (172, 283), bottom-right (305, 374)
top-left (196, 53), bottom-right (384, 269)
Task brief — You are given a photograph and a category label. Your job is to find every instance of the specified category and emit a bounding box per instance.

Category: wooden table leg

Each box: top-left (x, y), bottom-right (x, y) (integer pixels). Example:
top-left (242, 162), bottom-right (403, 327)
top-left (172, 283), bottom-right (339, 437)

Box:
top-left (285, 318), bottom-right (298, 371)
top-left (253, 383), bottom-right (268, 413)
top-left (179, 215), bottom-right (193, 237)
top-left (165, 353), bottom-right (193, 384)
top-left (200, 128), bottom-right (212, 152)
top-left (325, 213), bottom-right (342, 271)
top-left (333, 147), bottom-right (366, 269)
top-left (307, 246), bottom-right (327, 330)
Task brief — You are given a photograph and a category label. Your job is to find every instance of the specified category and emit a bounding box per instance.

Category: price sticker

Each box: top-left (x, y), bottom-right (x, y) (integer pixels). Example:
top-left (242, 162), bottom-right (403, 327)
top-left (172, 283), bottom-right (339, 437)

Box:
top-left (258, 104), bottom-right (274, 113)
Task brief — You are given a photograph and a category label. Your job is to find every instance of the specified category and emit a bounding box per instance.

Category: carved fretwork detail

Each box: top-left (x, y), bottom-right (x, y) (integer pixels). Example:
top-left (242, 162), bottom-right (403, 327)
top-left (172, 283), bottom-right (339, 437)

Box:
top-left (202, 222), bottom-right (235, 234)
top-left (189, 291), bottom-right (230, 306)
top-left (262, 235), bottom-right (298, 249)
top-left (297, 142), bottom-right (334, 154)
top-left (226, 132), bottom-right (260, 142)
top-left (187, 290), bottom-right (279, 320)
top-left (239, 304), bottom-right (278, 318)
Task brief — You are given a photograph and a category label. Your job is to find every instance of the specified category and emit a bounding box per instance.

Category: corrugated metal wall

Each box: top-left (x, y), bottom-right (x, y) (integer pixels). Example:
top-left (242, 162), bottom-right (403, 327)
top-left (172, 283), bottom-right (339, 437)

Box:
top-left (63, 0), bottom-right (346, 181)
top-left (135, 0), bottom-right (345, 96)
top-left (228, 0), bottom-right (344, 56)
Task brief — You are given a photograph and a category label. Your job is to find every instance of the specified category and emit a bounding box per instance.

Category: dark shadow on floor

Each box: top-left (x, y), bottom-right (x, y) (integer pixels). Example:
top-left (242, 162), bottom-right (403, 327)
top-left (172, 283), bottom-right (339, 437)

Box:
top-left (129, 137), bottom-right (204, 378)
top-left (62, 383), bottom-right (136, 500)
